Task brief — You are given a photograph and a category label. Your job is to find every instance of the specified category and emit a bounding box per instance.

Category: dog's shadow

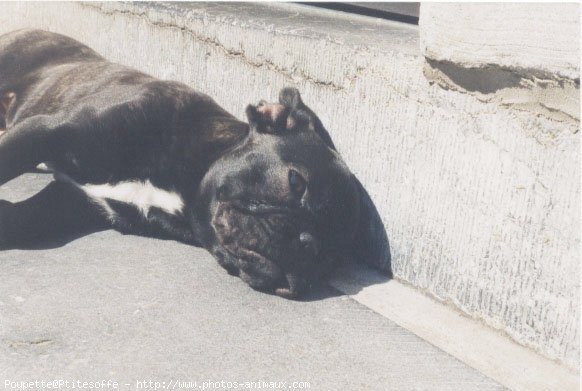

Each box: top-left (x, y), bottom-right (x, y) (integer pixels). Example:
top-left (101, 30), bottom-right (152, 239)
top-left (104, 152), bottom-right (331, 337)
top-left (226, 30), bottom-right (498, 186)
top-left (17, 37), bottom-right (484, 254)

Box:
top-left (304, 269), bottom-right (393, 304)
top-left (8, 228), bottom-right (392, 304)
top-left (303, 184), bottom-right (393, 302)
top-left (3, 228), bottom-right (108, 251)
top-left (302, 263), bottom-right (392, 302)
top-left (8, 222), bottom-right (393, 304)
top-left (7, 230), bottom-right (392, 303)
top-left (3, 173), bottom-right (393, 303)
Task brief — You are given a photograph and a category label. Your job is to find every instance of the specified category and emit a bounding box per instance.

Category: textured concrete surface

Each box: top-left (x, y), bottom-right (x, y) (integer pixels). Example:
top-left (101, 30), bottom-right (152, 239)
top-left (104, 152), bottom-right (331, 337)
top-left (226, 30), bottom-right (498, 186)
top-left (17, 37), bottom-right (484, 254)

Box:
top-left (0, 1), bottom-right (578, 372)
top-left (0, 174), bottom-right (506, 390)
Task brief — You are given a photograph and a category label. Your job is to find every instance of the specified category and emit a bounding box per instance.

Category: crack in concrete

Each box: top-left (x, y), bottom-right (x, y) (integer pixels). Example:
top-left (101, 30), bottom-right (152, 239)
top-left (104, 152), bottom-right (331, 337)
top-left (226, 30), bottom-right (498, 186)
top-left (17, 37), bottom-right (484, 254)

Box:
top-left (538, 103), bottom-right (580, 129)
top-left (9, 338), bottom-right (53, 347)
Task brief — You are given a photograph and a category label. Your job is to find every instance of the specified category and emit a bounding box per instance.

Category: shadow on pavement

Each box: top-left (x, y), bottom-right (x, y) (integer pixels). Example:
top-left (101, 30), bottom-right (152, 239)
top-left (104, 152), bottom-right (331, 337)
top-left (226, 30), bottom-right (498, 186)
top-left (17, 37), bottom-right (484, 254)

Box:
top-left (2, 172), bottom-right (393, 303)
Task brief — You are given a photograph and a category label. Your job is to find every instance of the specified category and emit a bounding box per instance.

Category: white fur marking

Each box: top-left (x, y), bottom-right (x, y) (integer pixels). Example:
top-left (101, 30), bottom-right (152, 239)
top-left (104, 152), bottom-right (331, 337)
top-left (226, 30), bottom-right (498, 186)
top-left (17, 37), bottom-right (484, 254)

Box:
top-left (82, 180), bottom-right (184, 217)
top-left (36, 162), bottom-right (53, 172)
top-left (52, 173), bottom-right (116, 221)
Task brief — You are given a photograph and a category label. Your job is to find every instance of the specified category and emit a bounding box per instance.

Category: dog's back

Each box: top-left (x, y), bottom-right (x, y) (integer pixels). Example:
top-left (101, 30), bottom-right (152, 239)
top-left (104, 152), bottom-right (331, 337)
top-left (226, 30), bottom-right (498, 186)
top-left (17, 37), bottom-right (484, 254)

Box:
top-left (0, 29), bottom-right (104, 130)
top-left (0, 29), bottom-right (103, 89)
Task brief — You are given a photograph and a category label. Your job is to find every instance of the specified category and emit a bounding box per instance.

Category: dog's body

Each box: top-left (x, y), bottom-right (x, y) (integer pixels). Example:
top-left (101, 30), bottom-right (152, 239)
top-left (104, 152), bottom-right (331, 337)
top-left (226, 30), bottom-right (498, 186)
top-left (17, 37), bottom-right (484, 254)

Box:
top-left (0, 29), bottom-right (390, 298)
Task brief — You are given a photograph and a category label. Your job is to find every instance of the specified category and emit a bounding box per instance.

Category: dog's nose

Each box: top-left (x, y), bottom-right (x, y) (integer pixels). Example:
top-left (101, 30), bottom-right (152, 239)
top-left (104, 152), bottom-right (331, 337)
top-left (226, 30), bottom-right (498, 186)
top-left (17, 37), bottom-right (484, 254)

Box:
top-left (299, 232), bottom-right (319, 256)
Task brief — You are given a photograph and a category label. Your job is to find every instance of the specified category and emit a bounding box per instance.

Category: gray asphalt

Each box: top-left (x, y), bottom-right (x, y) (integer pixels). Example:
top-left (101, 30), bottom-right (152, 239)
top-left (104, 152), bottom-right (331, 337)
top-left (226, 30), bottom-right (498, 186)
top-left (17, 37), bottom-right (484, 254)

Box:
top-left (0, 174), bottom-right (504, 390)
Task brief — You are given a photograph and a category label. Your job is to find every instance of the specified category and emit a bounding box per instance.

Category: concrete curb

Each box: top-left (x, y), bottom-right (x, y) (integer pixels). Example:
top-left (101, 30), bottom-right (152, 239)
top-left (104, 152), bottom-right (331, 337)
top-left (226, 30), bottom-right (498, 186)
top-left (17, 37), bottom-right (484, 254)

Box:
top-left (330, 265), bottom-right (579, 391)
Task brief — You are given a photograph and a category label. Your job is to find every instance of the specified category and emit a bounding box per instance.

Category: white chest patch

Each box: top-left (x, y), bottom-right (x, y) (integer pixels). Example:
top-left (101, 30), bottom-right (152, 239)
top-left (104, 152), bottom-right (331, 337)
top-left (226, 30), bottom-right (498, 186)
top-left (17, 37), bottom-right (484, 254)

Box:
top-left (81, 180), bottom-right (185, 217)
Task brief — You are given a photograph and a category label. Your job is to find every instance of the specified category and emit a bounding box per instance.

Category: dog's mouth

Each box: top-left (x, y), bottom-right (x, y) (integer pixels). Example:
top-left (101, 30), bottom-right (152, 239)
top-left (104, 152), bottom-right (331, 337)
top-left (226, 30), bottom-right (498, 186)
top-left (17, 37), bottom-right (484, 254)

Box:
top-left (211, 200), bottom-right (312, 298)
top-left (221, 244), bottom-right (305, 299)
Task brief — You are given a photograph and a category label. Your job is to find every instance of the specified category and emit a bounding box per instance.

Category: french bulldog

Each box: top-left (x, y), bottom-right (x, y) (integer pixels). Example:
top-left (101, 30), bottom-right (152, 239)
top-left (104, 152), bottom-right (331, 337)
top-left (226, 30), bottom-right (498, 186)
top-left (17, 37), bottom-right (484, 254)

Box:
top-left (0, 29), bottom-right (390, 298)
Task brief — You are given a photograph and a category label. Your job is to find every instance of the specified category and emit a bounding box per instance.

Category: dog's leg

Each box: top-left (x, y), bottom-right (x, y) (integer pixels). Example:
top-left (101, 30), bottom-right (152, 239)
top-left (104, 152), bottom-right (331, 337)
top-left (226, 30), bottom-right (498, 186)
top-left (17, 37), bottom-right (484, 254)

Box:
top-left (0, 115), bottom-right (63, 185)
top-left (0, 180), bottom-right (108, 249)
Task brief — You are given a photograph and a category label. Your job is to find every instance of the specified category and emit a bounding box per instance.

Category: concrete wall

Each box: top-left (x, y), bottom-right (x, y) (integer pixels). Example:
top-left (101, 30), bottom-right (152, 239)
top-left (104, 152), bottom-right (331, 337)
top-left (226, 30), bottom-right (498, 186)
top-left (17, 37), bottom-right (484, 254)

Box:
top-left (0, 2), bottom-right (578, 370)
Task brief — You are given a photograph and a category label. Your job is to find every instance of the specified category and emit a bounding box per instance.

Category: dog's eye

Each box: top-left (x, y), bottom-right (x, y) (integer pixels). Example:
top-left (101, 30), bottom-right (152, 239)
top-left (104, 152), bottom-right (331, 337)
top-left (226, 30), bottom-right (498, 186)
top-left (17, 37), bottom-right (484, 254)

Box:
top-left (288, 169), bottom-right (306, 196)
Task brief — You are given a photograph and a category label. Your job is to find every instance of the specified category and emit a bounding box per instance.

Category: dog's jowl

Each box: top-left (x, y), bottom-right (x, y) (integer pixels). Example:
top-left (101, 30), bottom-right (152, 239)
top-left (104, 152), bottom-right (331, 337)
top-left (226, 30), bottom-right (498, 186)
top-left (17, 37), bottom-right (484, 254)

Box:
top-left (0, 29), bottom-right (390, 298)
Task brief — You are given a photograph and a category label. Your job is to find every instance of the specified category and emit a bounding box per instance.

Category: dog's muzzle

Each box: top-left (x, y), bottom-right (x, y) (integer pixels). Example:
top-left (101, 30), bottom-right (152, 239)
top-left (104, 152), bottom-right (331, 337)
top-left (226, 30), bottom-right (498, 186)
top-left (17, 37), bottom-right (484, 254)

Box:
top-left (211, 200), bottom-right (320, 298)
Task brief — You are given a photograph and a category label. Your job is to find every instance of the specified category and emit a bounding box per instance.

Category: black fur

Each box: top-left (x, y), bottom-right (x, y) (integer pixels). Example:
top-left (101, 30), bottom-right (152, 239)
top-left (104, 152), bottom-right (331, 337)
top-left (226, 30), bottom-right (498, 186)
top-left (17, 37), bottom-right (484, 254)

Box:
top-left (0, 29), bottom-right (391, 298)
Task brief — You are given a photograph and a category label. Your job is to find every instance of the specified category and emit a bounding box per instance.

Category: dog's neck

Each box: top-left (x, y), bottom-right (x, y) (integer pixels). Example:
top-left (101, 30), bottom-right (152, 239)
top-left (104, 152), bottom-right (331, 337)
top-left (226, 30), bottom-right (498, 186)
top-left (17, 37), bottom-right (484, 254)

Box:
top-left (163, 104), bottom-right (249, 189)
top-left (196, 116), bottom-right (250, 161)
top-left (186, 97), bottom-right (250, 160)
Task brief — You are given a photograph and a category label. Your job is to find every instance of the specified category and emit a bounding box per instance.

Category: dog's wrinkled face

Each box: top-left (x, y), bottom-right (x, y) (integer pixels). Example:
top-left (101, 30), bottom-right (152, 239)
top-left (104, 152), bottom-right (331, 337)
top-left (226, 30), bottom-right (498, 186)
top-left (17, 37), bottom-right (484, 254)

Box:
top-left (197, 88), bottom-right (367, 299)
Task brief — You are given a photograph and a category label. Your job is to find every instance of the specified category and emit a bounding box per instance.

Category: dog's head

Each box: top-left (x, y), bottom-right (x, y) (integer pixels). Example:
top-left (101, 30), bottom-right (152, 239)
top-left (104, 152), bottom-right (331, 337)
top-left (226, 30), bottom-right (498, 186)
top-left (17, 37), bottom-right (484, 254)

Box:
top-left (197, 88), bottom-right (390, 298)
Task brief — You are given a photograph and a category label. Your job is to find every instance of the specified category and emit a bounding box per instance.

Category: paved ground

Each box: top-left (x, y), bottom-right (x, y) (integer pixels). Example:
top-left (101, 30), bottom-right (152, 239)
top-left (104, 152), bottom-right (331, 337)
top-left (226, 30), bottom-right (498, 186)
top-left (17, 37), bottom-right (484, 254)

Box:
top-left (0, 174), bottom-right (505, 390)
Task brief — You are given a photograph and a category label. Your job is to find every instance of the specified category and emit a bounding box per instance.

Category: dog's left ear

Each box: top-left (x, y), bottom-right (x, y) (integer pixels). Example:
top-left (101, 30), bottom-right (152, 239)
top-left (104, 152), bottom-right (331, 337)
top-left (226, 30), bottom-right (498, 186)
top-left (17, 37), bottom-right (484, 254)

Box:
top-left (350, 176), bottom-right (392, 276)
top-left (278, 87), bottom-right (337, 150)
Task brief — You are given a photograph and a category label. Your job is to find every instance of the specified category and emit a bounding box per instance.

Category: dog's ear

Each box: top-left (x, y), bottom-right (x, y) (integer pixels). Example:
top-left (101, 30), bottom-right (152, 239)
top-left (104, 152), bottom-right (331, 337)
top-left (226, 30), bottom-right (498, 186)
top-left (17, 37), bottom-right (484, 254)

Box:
top-left (278, 87), bottom-right (304, 109)
top-left (278, 87), bottom-right (336, 150)
top-left (245, 101), bottom-right (289, 134)
top-left (350, 176), bottom-right (392, 276)
top-left (246, 87), bottom-right (338, 148)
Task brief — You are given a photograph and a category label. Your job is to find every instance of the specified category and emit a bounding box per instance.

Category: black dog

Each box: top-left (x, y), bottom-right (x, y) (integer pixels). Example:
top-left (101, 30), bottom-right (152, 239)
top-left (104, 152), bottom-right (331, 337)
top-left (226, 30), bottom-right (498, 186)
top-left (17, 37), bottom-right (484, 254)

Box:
top-left (0, 29), bottom-right (390, 298)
